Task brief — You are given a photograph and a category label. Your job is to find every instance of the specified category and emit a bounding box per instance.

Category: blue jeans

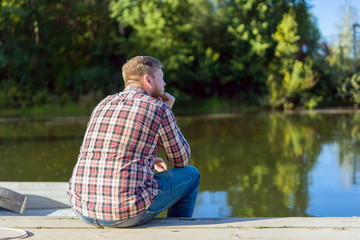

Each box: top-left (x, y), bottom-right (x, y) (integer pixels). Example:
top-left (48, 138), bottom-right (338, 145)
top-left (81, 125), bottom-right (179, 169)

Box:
top-left (76, 165), bottom-right (200, 228)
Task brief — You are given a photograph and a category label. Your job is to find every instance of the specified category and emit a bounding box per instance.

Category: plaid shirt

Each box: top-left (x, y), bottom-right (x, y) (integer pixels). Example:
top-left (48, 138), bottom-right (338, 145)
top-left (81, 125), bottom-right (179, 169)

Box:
top-left (67, 85), bottom-right (190, 221)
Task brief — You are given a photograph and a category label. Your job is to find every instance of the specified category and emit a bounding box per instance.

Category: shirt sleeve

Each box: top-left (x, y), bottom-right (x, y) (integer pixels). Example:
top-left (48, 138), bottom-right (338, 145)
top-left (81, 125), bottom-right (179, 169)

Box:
top-left (157, 107), bottom-right (190, 168)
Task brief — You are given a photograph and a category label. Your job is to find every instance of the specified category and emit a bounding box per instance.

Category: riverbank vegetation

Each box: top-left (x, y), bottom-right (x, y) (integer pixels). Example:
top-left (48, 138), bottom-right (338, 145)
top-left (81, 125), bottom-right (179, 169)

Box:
top-left (1, 0), bottom-right (359, 114)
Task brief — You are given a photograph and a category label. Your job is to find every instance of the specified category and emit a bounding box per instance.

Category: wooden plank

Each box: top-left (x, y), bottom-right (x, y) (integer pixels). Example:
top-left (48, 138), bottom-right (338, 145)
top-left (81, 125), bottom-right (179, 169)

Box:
top-left (0, 217), bottom-right (91, 229)
top-left (1, 217), bottom-right (360, 229)
top-left (1, 227), bottom-right (359, 240)
top-left (0, 182), bottom-right (360, 240)
top-left (0, 182), bottom-right (70, 215)
top-left (0, 187), bottom-right (28, 214)
top-left (0, 182), bottom-right (69, 206)
top-left (0, 217), bottom-right (360, 240)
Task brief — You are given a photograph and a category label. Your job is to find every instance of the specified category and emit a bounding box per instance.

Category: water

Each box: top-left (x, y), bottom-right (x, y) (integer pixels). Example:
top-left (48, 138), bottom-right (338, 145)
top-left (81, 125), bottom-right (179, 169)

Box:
top-left (0, 111), bottom-right (359, 217)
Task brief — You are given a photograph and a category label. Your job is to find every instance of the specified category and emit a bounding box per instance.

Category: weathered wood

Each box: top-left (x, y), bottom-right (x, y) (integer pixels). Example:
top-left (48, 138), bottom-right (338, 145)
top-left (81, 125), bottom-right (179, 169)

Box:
top-left (0, 217), bottom-right (360, 240)
top-left (0, 182), bottom-right (359, 239)
top-left (1, 217), bottom-right (360, 229)
top-left (0, 187), bottom-right (28, 214)
top-left (0, 182), bottom-right (72, 217)
top-left (0, 182), bottom-right (69, 207)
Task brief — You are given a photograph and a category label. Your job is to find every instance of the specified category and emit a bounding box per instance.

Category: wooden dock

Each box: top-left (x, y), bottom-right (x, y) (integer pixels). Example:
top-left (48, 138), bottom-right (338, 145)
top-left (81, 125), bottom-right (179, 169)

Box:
top-left (0, 182), bottom-right (359, 240)
top-left (0, 182), bottom-right (74, 217)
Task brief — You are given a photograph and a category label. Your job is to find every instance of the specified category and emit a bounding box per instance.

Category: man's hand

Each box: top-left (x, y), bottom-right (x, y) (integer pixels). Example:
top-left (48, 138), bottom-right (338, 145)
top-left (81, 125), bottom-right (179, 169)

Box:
top-left (157, 92), bottom-right (175, 109)
top-left (154, 157), bottom-right (168, 172)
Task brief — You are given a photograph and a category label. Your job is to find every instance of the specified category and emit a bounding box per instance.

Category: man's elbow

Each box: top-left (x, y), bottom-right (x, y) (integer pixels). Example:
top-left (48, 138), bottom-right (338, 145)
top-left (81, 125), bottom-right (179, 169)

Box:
top-left (173, 161), bottom-right (189, 168)
top-left (173, 151), bottom-right (190, 168)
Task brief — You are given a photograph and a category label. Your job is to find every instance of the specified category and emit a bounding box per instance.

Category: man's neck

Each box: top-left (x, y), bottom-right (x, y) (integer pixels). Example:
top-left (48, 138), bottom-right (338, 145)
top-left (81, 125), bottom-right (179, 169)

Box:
top-left (125, 79), bottom-right (142, 88)
top-left (127, 81), bottom-right (155, 97)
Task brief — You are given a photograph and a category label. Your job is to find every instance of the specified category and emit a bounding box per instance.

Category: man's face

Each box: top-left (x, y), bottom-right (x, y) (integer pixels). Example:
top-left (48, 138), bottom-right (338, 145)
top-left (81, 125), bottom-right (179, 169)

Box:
top-left (149, 68), bottom-right (166, 98)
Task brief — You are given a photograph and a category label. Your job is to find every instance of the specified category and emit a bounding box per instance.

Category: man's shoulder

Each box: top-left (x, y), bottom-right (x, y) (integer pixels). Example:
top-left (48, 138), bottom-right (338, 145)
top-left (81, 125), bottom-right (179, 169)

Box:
top-left (137, 94), bottom-right (171, 112)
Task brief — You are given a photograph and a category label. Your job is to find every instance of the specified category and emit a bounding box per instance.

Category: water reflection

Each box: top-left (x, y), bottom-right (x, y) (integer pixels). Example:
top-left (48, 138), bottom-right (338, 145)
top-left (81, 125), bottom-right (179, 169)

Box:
top-left (0, 111), bottom-right (359, 217)
top-left (308, 143), bottom-right (360, 216)
top-left (0, 119), bottom-right (86, 181)
top-left (185, 112), bottom-right (317, 217)
top-left (193, 191), bottom-right (231, 217)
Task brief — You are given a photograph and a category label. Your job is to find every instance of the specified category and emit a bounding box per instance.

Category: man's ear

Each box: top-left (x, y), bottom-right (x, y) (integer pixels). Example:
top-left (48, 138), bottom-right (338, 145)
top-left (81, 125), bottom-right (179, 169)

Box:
top-left (143, 75), bottom-right (152, 89)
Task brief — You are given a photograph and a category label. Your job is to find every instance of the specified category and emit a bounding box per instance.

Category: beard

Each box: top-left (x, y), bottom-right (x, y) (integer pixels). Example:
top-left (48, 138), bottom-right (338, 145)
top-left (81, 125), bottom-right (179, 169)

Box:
top-left (150, 86), bottom-right (164, 98)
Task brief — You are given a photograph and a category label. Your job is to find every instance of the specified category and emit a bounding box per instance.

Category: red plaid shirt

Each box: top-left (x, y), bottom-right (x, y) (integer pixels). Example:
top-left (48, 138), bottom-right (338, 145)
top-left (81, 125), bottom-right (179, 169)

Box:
top-left (67, 85), bottom-right (190, 221)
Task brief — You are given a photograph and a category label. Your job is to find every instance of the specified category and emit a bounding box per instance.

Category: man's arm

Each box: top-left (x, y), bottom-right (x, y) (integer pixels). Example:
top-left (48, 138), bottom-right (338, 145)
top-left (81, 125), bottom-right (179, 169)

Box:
top-left (157, 95), bottom-right (190, 168)
top-left (157, 92), bottom-right (175, 109)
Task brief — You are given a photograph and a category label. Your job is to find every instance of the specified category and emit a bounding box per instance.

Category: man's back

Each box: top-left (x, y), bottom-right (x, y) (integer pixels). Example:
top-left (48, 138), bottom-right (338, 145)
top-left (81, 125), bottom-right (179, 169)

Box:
top-left (68, 85), bottom-right (190, 221)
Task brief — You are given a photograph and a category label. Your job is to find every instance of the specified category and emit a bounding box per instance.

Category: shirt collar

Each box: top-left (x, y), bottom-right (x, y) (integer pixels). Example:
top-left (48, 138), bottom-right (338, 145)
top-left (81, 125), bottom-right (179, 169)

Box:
top-left (124, 85), bottom-right (148, 95)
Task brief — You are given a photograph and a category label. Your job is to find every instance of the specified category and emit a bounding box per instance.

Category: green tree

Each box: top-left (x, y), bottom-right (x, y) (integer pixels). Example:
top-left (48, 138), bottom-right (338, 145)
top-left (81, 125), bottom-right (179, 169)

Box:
top-left (109, 0), bottom-right (199, 99)
top-left (339, 73), bottom-right (360, 106)
top-left (325, 1), bottom-right (360, 106)
top-left (210, 0), bottom-right (320, 105)
top-left (224, 0), bottom-right (277, 102)
top-left (0, 0), bottom-right (35, 108)
top-left (267, 10), bottom-right (318, 109)
top-left (0, 0), bottom-right (325, 110)
top-left (0, 0), bottom-right (123, 109)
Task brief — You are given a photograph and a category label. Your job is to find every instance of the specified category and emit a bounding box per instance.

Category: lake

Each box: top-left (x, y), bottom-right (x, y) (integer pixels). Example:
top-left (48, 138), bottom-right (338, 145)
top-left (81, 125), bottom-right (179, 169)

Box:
top-left (0, 110), bottom-right (359, 217)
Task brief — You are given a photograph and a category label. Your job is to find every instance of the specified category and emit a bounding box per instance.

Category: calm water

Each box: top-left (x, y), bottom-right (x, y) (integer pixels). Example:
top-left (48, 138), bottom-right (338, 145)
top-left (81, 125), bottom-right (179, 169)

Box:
top-left (1, 111), bottom-right (359, 217)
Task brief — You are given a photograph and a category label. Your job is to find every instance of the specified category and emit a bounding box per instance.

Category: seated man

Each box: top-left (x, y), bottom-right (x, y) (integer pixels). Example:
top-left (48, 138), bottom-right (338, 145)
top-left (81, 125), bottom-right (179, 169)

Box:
top-left (67, 56), bottom-right (200, 228)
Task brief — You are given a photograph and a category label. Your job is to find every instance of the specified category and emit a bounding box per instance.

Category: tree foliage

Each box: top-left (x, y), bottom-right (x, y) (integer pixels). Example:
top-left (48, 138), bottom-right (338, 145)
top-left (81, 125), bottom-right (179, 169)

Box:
top-left (2, 0), bottom-right (356, 111)
top-left (301, 1), bottom-right (360, 109)
top-left (267, 11), bottom-right (318, 109)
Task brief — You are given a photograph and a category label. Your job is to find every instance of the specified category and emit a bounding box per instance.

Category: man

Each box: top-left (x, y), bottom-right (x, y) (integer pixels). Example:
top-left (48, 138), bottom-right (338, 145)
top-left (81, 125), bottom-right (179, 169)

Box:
top-left (67, 56), bottom-right (200, 228)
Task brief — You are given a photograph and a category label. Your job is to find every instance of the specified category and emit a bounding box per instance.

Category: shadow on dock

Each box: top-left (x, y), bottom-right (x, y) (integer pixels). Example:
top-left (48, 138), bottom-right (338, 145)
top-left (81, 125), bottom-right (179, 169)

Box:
top-left (0, 194), bottom-right (73, 217)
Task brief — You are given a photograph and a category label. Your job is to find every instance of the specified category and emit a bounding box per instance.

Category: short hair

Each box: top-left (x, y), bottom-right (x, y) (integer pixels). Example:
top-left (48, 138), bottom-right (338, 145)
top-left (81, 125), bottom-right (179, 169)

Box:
top-left (122, 56), bottom-right (163, 85)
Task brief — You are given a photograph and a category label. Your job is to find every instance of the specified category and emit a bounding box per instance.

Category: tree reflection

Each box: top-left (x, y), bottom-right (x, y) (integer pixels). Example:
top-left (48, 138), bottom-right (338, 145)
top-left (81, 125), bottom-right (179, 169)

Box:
top-left (184, 112), bottom-right (326, 217)
top-left (0, 119), bottom-right (86, 181)
top-left (1, 112), bottom-right (360, 216)
top-left (334, 112), bottom-right (360, 186)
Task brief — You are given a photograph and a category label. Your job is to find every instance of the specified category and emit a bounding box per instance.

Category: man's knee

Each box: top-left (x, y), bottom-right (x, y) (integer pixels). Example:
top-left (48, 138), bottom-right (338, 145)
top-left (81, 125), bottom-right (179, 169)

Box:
top-left (186, 165), bottom-right (200, 185)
